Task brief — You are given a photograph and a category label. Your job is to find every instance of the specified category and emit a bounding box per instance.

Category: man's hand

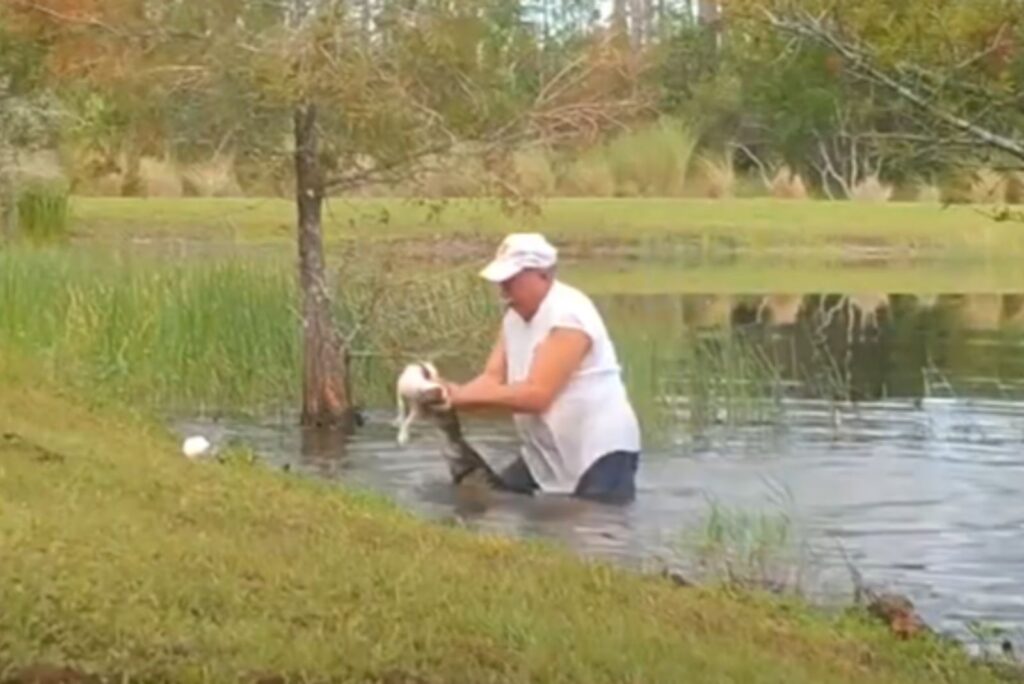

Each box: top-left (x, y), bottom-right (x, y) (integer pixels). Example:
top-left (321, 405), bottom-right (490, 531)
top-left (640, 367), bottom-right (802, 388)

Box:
top-left (445, 375), bottom-right (499, 408)
top-left (417, 384), bottom-right (450, 409)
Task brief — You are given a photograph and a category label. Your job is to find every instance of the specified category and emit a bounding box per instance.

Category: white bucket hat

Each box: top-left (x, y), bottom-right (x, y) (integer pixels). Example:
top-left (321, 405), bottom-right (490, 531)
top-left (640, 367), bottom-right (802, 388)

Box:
top-left (479, 233), bottom-right (558, 283)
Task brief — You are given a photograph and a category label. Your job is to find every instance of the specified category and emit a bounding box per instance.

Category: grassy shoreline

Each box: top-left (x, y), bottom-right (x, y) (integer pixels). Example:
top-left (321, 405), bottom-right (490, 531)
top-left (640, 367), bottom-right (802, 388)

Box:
top-left (0, 357), bottom-right (1008, 683)
top-left (69, 196), bottom-right (1024, 256)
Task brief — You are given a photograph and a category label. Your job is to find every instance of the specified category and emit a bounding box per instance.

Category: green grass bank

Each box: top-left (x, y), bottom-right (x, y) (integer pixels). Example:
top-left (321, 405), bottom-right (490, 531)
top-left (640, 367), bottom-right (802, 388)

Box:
top-left (0, 357), bottom-right (1009, 683)
top-left (69, 196), bottom-right (1024, 257)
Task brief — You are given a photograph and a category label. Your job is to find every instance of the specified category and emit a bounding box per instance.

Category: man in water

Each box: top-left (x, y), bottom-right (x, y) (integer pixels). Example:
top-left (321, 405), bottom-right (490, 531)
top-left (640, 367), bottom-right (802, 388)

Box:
top-left (441, 233), bottom-right (642, 503)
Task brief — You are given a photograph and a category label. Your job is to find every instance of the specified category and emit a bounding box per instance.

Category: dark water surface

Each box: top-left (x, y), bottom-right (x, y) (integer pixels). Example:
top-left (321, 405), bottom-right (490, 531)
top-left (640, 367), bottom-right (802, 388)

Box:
top-left (175, 290), bottom-right (1024, 649)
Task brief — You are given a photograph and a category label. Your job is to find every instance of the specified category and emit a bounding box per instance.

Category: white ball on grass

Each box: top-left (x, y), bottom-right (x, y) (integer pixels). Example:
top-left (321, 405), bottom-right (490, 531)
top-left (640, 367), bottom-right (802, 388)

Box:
top-left (182, 435), bottom-right (211, 459)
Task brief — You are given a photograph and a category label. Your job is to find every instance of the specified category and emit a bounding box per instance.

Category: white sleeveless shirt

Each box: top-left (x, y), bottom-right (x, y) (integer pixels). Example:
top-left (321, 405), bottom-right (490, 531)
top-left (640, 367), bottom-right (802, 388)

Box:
top-left (502, 280), bottom-right (641, 493)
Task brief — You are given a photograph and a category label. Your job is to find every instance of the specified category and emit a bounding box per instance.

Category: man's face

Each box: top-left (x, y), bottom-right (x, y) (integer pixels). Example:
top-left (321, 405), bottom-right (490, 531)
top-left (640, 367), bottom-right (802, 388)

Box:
top-left (499, 269), bottom-right (548, 319)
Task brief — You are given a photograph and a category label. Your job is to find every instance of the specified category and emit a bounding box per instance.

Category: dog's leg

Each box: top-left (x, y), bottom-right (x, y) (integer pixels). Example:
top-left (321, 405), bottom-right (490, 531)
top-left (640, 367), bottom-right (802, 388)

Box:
top-left (392, 391), bottom-right (407, 429)
top-left (396, 403), bottom-right (421, 445)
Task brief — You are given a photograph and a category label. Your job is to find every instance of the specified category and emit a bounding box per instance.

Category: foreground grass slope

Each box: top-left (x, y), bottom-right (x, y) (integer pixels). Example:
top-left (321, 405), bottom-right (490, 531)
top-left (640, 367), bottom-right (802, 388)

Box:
top-left (71, 196), bottom-right (1024, 256)
top-left (0, 360), bottom-right (1004, 683)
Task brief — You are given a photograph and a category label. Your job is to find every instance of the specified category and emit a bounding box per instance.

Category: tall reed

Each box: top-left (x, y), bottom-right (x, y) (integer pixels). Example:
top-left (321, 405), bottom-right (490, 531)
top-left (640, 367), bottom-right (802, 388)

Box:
top-left (673, 496), bottom-right (812, 594)
top-left (0, 247), bottom-right (502, 416)
top-left (0, 247), bottom-right (298, 414)
top-left (668, 330), bottom-right (784, 432)
top-left (604, 117), bottom-right (700, 197)
top-left (16, 183), bottom-right (69, 243)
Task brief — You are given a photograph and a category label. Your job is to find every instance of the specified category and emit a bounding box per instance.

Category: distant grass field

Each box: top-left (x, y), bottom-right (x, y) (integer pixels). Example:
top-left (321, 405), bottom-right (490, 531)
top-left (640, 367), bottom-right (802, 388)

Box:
top-left (561, 257), bottom-right (1024, 294)
top-left (69, 196), bottom-right (1024, 256)
top-left (0, 356), bottom-right (1007, 683)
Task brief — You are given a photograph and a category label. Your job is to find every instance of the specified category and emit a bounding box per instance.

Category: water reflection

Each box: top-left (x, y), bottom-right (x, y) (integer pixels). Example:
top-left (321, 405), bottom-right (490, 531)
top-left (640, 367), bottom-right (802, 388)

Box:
top-left (297, 425), bottom-right (350, 477)
top-left (602, 292), bottom-right (1024, 406)
top-left (175, 290), bottom-right (1024, 650)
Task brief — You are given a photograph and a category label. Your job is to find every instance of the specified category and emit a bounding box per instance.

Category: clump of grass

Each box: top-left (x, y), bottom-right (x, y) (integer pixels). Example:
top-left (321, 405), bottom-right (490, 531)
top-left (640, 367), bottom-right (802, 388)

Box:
top-left (850, 173), bottom-right (893, 202)
top-left (915, 182), bottom-right (943, 204)
top-left (769, 166), bottom-right (809, 199)
top-left (675, 496), bottom-right (811, 594)
top-left (511, 148), bottom-right (556, 196)
top-left (617, 332), bottom-right (676, 443)
top-left (615, 321), bottom-right (787, 448)
top-left (969, 167), bottom-right (1008, 205)
top-left (16, 182), bottom-right (69, 243)
top-left (1006, 172), bottom-right (1024, 204)
top-left (604, 117), bottom-right (699, 196)
top-left (695, 152), bottom-right (736, 198)
top-left (234, 147), bottom-right (294, 198)
top-left (421, 154), bottom-right (490, 197)
top-left (965, 167), bottom-right (1024, 205)
top-left (180, 153), bottom-right (244, 197)
top-left (134, 156), bottom-right (185, 197)
top-left (757, 294), bottom-right (805, 326)
top-left (556, 150), bottom-right (617, 196)
top-left (666, 330), bottom-right (784, 434)
top-left (84, 170), bottom-right (126, 196)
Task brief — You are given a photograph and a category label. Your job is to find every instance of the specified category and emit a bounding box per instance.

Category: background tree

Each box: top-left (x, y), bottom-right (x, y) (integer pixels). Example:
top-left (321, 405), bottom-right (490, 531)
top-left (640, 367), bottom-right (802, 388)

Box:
top-left (0, 15), bottom-right (61, 237)
top-left (725, 0), bottom-right (1024, 190)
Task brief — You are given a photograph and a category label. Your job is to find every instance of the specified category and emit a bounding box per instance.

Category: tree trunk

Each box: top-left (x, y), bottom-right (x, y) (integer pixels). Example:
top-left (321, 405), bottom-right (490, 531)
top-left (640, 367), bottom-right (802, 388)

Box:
top-left (698, 0), bottom-right (721, 32)
top-left (120, 133), bottom-right (143, 197)
top-left (294, 102), bottom-right (354, 429)
top-left (359, 0), bottom-right (372, 45)
top-left (628, 0), bottom-right (647, 48)
top-left (698, 0), bottom-right (721, 50)
top-left (697, 0), bottom-right (719, 24)
top-left (612, 0), bottom-right (629, 37)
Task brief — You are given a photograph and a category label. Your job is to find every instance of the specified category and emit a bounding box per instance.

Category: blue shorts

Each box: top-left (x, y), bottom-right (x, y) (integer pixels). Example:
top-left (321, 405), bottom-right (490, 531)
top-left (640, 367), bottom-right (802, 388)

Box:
top-left (497, 450), bottom-right (639, 504)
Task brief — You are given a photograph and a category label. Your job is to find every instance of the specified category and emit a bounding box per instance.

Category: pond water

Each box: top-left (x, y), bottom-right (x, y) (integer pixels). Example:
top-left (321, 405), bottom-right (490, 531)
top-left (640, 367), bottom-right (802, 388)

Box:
top-left (175, 284), bottom-right (1024, 650)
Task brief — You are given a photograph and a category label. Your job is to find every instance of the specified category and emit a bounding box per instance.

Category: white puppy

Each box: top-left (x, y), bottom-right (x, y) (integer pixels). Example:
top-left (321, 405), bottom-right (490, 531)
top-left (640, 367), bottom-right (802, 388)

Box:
top-left (394, 361), bottom-right (450, 445)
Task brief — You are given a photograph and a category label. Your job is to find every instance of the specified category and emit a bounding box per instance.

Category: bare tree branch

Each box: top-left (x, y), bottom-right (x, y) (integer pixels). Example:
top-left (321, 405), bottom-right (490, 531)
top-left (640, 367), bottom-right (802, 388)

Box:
top-left (10, 0), bottom-right (211, 41)
top-left (323, 140), bottom-right (455, 192)
top-left (730, 142), bottom-right (774, 189)
top-left (814, 137), bottom-right (849, 198)
top-left (9, 0), bottom-right (123, 35)
top-left (762, 9), bottom-right (1024, 163)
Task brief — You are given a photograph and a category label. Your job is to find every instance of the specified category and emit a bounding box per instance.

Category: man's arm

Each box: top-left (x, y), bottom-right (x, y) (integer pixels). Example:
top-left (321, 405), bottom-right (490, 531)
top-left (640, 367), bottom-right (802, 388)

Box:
top-left (447, 327), bottom-right (591, 414)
